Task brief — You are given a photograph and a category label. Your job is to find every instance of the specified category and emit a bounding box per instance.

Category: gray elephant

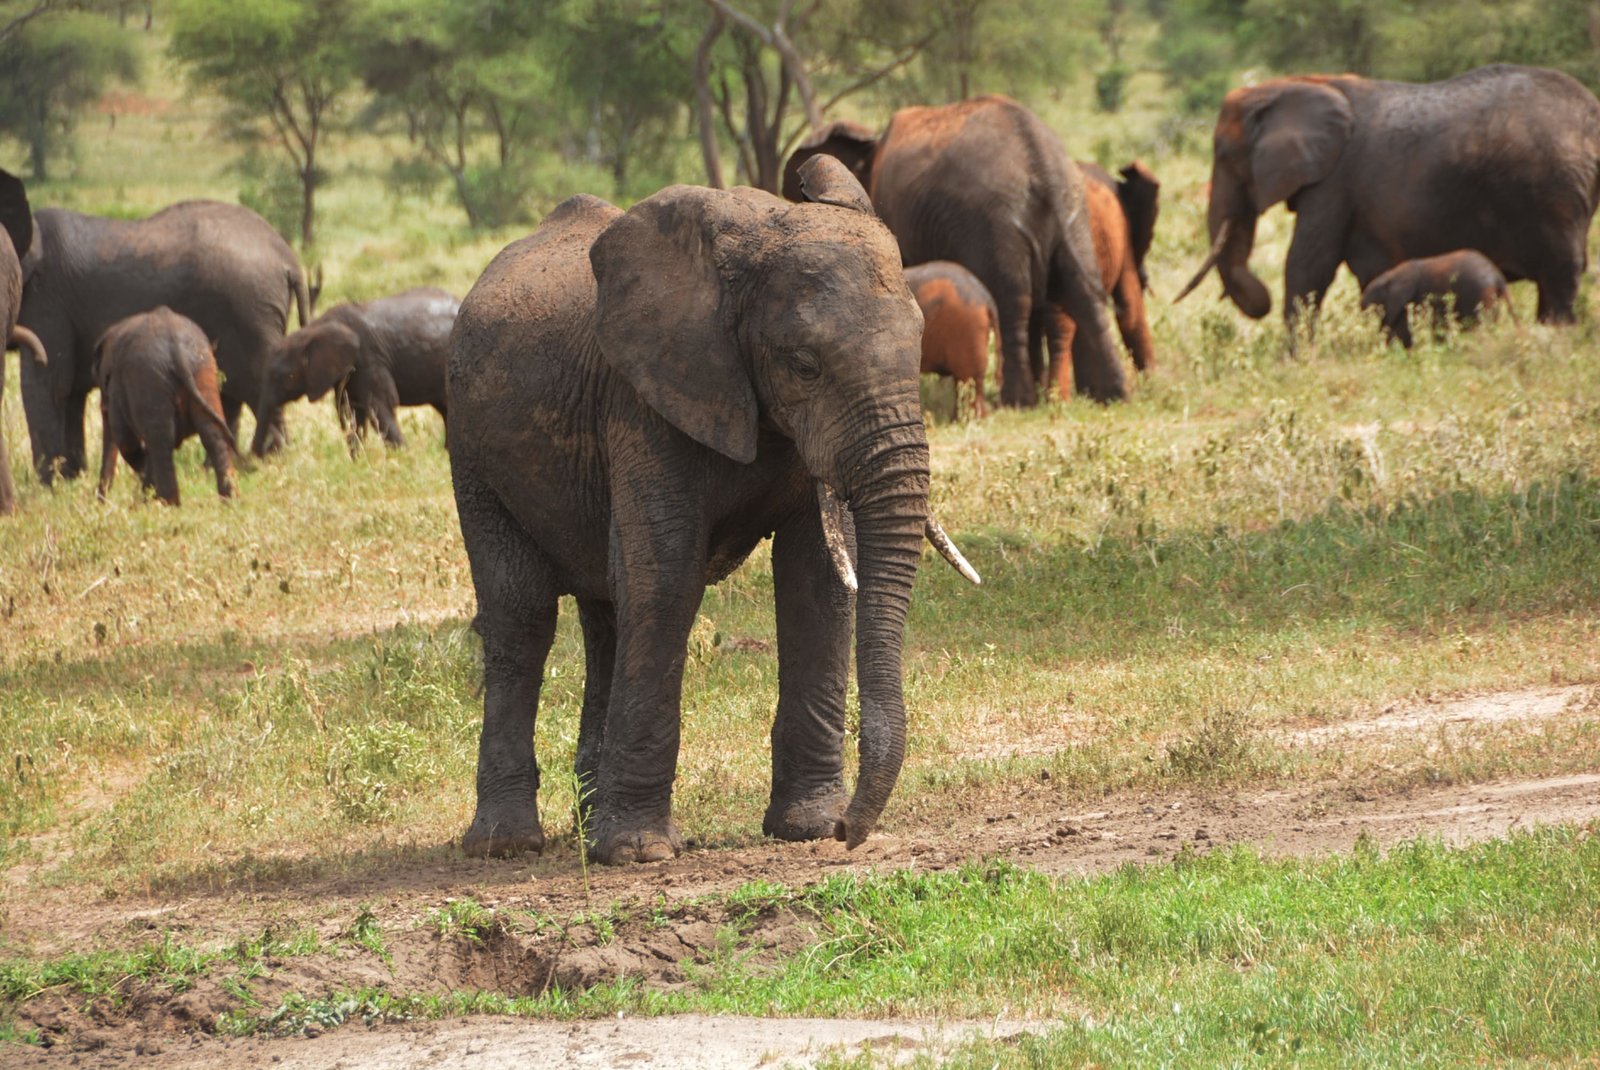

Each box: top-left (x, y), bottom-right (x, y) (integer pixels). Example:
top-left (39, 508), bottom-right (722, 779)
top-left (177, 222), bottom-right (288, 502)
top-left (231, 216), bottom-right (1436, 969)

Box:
top-left (1178, 65), bottom-right (1600, 332)
top-left (448, 157), bottom-right (978, 864)
top-left (94, 307), bottom-right (237, 505)
top-left (0, 169), bottom-right (47, 515)
top-left (256, 286), bottom-right (457, 455)
top-left (8, 190), bottom-right (310, 480)
top-left (1359, 250), bottom-right (1516, 349)
top-left (782, 98), bottom-right (1126, 407)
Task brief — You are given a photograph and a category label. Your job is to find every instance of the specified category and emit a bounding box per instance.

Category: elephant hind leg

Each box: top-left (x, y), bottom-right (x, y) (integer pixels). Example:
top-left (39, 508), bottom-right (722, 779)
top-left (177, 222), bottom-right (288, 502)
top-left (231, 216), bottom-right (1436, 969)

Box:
top-left (140, 433), bottom-right (180, 506)
top-left (1535, 252), bottom-right (1583, 324)
top-left (0, 420), bottom-right (15, 515)
top-left (457, 479), bottom-right (560, 859)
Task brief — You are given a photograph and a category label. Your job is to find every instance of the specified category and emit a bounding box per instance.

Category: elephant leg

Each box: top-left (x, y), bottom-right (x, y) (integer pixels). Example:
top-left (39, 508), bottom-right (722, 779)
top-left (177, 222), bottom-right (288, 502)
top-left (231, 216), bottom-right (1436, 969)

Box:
top-left (1114, 264), bottom-right (1155, 372)
top-left (63, 389), bottom-right (89, 481)
top-left (140, 430), bottom-right (180, 506)
top-left (221, 396), bottom-right (244, 446)
top-left (1281, 216), bottom-right (1345, 345)
top-left (1050, 307), bottom-right (1076, 400)
top-left (1052, 242), bottom-right (1127, 403)
top-left (0, 385), bottom-right (14, 514)
top-left (96, 401), bottom-right (121, 501)
top-left (1028, 308), bottom-right (1048, 396)
top-left (588, 504), bottom-right (707, 865)
top-left (574, 597), bottom-right (616, 820)
top-left (1535, 242), bottom-right (1583, 324)
top-left (764, 503), bottom-right (853, 841)
top-left (372, 372), bottom-right (405, 447)
top-left (997, 291), bottom-right (1036, 408)
top-left (458, 485), bottom-right (559, 858)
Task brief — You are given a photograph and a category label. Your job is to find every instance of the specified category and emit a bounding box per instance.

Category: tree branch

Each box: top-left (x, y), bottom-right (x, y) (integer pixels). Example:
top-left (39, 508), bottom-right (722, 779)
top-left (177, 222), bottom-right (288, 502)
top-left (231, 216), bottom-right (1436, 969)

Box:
top-left (694, 8), bottom-right (725, 188)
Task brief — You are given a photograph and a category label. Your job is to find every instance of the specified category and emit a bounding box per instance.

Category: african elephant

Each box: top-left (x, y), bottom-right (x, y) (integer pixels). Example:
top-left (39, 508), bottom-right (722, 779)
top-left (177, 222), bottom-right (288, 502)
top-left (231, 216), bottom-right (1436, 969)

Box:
top-left (903, 261), bottom-right (996, 420)
top-left (94, 307), bottom-right (237, 505)
top-left (1178, 65), bottom-right (1600, 333)
top-left (1360, 250), bottom-right (1516, 349)
top-left (256, 286), bottom-right (457, 455)
top-left (1049, 160), bottom-right (1160, 396)
top-left (448, 156), bottom-right (978, 864)
top-left (782, 97), bottom-right (1126, 407)
top-left (0, 170), bottom-right (47, 515)
top-left (8, 193), bottom-right (310, 480)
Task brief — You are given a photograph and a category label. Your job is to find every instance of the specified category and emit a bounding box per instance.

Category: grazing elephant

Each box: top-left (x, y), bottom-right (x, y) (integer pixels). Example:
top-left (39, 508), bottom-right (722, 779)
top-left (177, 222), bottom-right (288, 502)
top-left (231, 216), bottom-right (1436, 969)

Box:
top-left (783, 97), bottom-right (1126, 407)
top-left (1049, 160), bottom-right (1160, 396)
top-left (1178, 65), bottom-right (1600, 332)
top-left (1360, 250), bottom-right (1516, 349)
top-left (0, 170), bottom-right (47, 515)
top-left (448, 156), bottom-right (979, 864)
top-left (256, 286), bottom-right (458, 455)
top-left (94, 307), bottom-right (237, 505)
top-left (7, 192), bottom-right (310, 480)
top-left (904, 261), bottom-right (996, 419)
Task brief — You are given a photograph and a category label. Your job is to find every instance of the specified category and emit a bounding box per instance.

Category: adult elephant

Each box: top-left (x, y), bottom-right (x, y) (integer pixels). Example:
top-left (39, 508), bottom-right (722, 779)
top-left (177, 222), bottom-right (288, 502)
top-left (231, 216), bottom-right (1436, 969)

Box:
top-left (783, 98), bottom-right (1127, 406)
top-left (10, 193), bottom-right (310, 480)
top-left (0, 170), bottom-right (47, 514)
top-left (256, 286), bottom-right (457, 455)
top-left (449, 156), bottom-right (978, 863)
top-left (1177, 65), bottom-right (1600, 330)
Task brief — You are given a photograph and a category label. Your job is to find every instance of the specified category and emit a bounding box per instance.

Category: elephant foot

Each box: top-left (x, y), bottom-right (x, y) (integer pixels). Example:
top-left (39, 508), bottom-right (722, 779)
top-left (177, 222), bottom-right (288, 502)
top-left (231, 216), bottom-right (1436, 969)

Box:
top-left (461, 810), bottom-right (545, 859)
top-left (763, 787), bottom-right (847, 842)
top-left (588, 814), bottom-right (683, 865)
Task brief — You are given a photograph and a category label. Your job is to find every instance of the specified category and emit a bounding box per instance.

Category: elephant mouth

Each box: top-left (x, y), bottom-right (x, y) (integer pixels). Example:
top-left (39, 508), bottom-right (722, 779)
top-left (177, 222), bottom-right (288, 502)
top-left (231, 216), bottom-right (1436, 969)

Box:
top-left (815, 479), bottom-right (980, 590)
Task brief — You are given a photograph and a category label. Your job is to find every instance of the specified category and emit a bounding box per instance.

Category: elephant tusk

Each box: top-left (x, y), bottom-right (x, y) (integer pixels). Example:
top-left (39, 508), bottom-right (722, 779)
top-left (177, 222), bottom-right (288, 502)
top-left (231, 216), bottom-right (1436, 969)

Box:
top-left (1174, 218), bottom-right (1233, 304)
top-left (816, 481), bottom-right (858, 594)
top-left (925, 514), bottom-right (981, 586)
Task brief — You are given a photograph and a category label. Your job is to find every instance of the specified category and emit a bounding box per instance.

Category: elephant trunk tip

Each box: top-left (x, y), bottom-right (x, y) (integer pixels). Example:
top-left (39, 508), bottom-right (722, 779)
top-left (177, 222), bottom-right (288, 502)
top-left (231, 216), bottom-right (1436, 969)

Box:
top-left (834, 815), bottom-right (871, 850)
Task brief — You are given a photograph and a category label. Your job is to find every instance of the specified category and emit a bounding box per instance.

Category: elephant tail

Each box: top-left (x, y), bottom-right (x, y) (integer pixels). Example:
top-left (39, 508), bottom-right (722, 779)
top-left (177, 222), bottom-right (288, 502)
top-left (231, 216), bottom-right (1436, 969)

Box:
top-left (9, 324), bottom-right (46, 366)
top-left (178, 363), bottom-right (239, 457)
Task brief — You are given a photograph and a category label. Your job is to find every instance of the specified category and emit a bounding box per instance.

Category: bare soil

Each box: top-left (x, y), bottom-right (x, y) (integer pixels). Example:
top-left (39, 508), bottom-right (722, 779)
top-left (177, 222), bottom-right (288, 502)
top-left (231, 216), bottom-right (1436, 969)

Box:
top-left (3, 685), bottom-right (1598, 1069)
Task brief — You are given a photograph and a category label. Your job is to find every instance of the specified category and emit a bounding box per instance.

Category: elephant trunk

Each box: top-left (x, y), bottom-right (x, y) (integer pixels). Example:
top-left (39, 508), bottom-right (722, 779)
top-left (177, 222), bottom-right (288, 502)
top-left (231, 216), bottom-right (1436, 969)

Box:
top-left (1179, 167), bottom-right (1271, 319)
top-left (834, 416), bottom-right (929, 849)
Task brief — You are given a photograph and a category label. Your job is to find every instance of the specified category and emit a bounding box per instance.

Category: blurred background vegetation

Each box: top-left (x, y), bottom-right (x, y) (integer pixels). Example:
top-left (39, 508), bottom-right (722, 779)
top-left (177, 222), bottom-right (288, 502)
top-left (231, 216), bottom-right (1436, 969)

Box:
top-left (5, 0), bottom-right (1599, 252)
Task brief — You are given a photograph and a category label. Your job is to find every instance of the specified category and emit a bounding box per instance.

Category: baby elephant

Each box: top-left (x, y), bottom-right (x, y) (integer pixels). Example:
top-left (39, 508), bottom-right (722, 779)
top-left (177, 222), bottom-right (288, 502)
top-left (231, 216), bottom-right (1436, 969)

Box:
top-left (95, 307), bottom-right (237, 505)
top-left (1360, 250), bottom-right (1516, 348)
top-left (904, 261), bottom-right (998, 419)
top-left (256, 286), bottom-right (458, 454)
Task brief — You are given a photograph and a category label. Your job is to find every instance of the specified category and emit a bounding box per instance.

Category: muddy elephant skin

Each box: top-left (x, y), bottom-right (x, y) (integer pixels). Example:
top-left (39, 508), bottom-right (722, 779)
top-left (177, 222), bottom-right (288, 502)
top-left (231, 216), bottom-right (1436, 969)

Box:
top-left (448, 157), bottom-right (976, 867)
top-left (94, 307), bottom-right (237, 505)
top-left (0, 169), bottom-right (47, 515)
top-left (903, 261), bottom-right (996, 419)
top-left (783, 98), bottom-right (1127, 407)
top-left (258, 286), bottom-right (458, 454)
top-left (10, 194), bottom-right (310, 480)
top-left (1360, 250), bottom-right (1515, 348)
top-left (1182, 64), bottom-right (1600, 332)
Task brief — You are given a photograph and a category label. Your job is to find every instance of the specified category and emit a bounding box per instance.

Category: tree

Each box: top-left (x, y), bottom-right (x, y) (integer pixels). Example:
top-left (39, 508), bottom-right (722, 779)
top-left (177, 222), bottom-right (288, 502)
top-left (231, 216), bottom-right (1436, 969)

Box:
top-left (168, 0), bottom-right (359, 249)
top-left (0, 8), bottom-right (139, 180)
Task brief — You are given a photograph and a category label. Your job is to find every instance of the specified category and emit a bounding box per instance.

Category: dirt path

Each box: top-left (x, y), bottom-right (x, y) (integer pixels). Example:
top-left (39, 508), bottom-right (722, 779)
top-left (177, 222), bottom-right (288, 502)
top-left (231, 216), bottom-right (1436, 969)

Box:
top-left (3, 685), bottom-right (1598, 1068)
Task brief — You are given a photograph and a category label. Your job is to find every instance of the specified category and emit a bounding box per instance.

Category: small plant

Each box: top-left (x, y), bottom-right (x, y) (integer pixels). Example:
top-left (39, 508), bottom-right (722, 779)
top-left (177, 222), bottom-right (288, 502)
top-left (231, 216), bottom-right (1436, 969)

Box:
top-left (344, 905), bottom-right (389, 963)
top-left (429, 898), bottom-right (496, 944)
top-left (1164, 708), bottom-right (1259, 780)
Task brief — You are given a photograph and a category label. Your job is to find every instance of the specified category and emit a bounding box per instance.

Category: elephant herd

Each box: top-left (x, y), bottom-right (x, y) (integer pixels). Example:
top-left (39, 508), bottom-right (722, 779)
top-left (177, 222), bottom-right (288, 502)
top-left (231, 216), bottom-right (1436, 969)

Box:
top-left (4, 62), bottom-right (1598, 863)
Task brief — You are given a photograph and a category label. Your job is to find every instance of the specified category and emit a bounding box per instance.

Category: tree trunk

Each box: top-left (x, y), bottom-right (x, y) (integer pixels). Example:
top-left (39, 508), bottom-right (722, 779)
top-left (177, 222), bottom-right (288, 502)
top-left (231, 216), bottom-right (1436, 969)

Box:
top-left (695, 11), bottom-right (726, 188)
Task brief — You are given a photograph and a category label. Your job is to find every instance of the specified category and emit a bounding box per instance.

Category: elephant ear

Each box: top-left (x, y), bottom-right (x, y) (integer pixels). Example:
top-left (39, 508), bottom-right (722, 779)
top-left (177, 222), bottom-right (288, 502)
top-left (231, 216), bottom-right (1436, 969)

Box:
top-left (781, 121), bottom-right (879, 203)
top-left (305, 321), bottom-right (360, 401)
top-left (797, 153), bottom-right (876, 215)
top-left (0, 168), bottom-right (32, 264)
top-left (1247, 81), bottom-right (1353, 212)
top-left (1116, 161), bottom-right (1161, 284)
top-left (589, 186), bottom-right (758, 464)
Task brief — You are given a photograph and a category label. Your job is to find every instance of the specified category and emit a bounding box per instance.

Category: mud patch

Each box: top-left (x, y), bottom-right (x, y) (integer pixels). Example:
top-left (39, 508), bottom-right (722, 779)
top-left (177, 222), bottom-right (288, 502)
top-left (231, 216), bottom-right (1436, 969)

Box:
top-left (1285, 685), bottom-right (1597, 744)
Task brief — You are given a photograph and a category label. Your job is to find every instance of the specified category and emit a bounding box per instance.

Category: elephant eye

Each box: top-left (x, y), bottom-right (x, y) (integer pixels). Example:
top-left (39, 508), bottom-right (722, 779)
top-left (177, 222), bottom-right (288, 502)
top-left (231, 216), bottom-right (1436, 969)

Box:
top-left (789, 348), bottom-right (821, 381)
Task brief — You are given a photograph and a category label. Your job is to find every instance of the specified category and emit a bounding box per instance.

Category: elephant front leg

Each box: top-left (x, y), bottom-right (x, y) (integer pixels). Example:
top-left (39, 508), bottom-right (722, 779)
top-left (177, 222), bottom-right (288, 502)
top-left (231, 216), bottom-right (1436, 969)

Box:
top-left (764, 505), bottom-right (853, 841)
top-left (574, 597), bottom-right (617, 820)
top-left (1282, 202), bottom-right (1348, 348)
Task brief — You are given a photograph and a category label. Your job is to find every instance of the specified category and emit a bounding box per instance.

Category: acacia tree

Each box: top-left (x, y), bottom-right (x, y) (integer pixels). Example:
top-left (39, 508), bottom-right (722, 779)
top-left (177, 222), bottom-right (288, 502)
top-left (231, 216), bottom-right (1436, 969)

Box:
top-left (168, 0), bottom-right (359, 249)
top-left (0, 7), bottom-right (139, 180)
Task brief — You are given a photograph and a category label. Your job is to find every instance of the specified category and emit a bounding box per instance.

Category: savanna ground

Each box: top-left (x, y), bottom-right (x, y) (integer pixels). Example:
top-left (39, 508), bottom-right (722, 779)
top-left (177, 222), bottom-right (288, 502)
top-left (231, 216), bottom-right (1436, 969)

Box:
top-left (3, 29), bottom-right (1600, 1070)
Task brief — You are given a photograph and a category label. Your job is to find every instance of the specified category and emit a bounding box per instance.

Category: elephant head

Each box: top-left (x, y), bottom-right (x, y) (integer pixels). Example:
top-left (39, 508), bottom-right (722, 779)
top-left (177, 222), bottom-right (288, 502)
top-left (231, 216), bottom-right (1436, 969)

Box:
top-left (589, 155), bottom-right (973, 847)
top-left (1177, 79), bottom-right (1354, 317)
top-left (0, 169), bottom-right (34, 277)
top-left (1117, 161), bottom-right (1161, 290)
top-left (253, 318), bottom-right (360, 454)
top-left (780, 121), bottom-right (879, 203)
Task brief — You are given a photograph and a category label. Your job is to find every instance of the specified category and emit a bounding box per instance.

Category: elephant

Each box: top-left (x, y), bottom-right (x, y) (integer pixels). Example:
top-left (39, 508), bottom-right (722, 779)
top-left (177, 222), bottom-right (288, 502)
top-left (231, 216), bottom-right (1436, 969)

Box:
top-left (93, 307), bottom-right (238, 505)
top-left (1178, 65), bottom-right (1600, 334)
top-left (1049, 160), bottom-right (1160, 396)
top-left (448, 156), bottom-right (979, 865)
top-left (7, 190), bottom-right (310, 481)
top-left (903, 261), bottom-right (997, 420)
top-left (1359, 250), bottom-right (1516, 349)
top-left (782, 97), bottom-right (1127, 407)
top-left (256, 286), bottom-right (458, 455)
top-left (0, 170), bottom-right (47, 515)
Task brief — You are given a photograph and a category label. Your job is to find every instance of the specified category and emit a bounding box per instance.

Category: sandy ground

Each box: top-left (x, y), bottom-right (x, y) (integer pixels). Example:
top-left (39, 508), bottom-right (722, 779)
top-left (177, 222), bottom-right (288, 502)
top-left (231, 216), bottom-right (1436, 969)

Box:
top-left (2, 684), bottom-right (1597, 1069)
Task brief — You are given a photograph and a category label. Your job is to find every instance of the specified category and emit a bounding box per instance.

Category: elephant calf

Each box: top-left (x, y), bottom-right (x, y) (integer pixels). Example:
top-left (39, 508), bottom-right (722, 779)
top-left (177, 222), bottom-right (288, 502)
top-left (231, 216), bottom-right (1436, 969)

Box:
top-left (95, 307), bottom-right (237, 505)
top-left (1360, 250), bottom-right (1515, 349)
top-left (904, 261), bottom-right (997, 419)
top-left (258, 286), bottom-right (458, 454)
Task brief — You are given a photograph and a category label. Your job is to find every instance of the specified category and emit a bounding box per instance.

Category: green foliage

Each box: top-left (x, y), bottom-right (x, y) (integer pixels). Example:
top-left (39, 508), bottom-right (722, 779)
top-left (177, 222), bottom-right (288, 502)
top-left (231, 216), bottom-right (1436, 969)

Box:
top-left (0, 9), bottom-right (140, 179)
